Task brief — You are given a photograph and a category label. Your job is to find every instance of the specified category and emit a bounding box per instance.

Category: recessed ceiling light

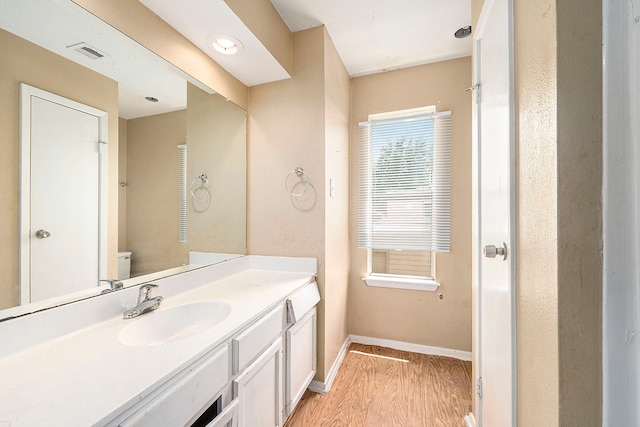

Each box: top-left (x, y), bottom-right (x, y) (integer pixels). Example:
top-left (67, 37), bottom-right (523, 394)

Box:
top-left (454, 26), bottom-right (472, 39)
top-left (145, 96), bottom-right (159, 103)
top-left (207, 34), bottom-right (243, 55)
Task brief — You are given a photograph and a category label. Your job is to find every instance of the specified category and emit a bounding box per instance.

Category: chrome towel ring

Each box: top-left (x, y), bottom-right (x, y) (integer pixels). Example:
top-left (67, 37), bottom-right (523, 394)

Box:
top-left (190, 174), bottom-right (210, 200)
top-left (284, 167), bottom-right (310, 197)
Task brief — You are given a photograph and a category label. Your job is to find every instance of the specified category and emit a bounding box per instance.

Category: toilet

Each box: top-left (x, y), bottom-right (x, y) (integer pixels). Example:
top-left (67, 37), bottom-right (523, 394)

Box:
top-left (117, 252), bottom-right (132, 280)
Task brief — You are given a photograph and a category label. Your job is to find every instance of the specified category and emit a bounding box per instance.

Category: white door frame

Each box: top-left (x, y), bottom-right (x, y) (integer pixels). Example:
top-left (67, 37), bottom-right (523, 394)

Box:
top-left (471, 0), bottom-right (516, 424)
top-left (602, 0), bottom-right (640, 424)
top-left (19, 84), bottom-right (108, 304)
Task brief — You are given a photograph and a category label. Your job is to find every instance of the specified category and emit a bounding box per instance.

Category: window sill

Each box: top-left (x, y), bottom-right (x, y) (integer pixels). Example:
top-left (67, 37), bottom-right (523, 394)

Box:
top-left (362, 275), bottom-right (440, 292)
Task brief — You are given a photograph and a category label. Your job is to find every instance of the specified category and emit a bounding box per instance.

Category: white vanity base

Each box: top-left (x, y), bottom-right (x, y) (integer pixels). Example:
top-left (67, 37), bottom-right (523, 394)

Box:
top-left (0, 256), bottom-right (318, 427)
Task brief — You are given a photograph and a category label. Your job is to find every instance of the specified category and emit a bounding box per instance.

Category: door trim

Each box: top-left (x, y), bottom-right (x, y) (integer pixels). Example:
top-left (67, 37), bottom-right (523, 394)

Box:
top-left (19, 84), bottom-right (108, 304)
top-left (472, 0), bottom-right (517, 424)
top-left (602, 0), bottom-right (640, 423)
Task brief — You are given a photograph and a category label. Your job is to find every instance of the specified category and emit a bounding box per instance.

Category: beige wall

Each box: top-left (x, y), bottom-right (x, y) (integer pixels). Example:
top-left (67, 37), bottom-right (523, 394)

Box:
top-left (349, 57), bottom-right (472, 351)
top-left (322, 29), bottom-right (352, 379)
top-left (224, 0), bottom-right (293, 75)
top-left (248, 26), bottom-right (350, 381)
top-left (471, 0), bottom-right (483, 36)
top-left (555, 0), bottom-right (602, 424)
top-left (123, 87), bottom-right (246, 277)
top-left (73, 0), bottom-right (248, 109)
top-left (0, 29), bottom-right (119, 310)
top-left (186, 84), bottom-right (247, 255)
top-left (125, 110), bottom-right (188, 276)
top-left (514, 1), bottom-right (560, 423)
top-left (472, 0), bottom-right (603, 424)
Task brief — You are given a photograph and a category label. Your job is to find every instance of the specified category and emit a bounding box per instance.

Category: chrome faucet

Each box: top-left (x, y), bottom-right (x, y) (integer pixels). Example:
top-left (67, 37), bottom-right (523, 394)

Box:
top-left (123, 284), bottom-right (164, 319)
top-left (100, 279), bottom-right (124, 294)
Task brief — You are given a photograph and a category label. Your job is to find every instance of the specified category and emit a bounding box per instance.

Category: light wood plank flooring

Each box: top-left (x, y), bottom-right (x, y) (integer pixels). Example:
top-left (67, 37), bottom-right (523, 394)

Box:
top-left (284, 343), bottom-right (472, 427)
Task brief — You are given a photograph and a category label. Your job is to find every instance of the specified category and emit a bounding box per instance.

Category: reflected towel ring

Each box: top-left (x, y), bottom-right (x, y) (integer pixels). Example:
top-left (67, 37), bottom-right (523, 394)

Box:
top-left (284, 167), bottom-right (310, 197)
top-left (190, 174), bottom-right (210, 200)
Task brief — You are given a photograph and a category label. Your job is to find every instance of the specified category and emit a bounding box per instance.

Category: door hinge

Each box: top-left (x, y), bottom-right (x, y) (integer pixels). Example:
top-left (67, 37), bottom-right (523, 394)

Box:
top-left (466, 83), bottom-right (481, 104)
top-left (477, 376), bottom-right (483, 398)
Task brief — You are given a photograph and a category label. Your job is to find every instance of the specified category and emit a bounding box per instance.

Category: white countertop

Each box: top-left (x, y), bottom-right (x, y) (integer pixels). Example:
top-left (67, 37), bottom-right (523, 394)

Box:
top-left (0, 256), bottom-right (316, 426)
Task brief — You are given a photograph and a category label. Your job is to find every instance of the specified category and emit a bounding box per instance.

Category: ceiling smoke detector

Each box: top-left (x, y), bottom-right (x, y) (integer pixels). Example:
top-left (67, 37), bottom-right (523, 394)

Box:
top-left (454, 26), bottom-right (472, 39)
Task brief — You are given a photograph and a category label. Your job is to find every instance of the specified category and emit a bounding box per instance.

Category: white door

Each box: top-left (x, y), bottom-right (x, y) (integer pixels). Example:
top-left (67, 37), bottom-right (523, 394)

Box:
top-left (20, 84), bottom-right (108, 304)
top-left (473, 0), bottom-right (516, 425)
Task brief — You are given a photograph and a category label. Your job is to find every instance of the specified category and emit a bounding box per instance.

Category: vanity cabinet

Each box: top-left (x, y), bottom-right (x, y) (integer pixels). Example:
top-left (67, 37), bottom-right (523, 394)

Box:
top-left (234, 337), bottom-right (283, 427)
top-left (110, 282), bottom-right (318, 427)
top-left (0, 256), bottom-right (320, 427)
top-left (117, 345), bottom-right (230, 427)
top-left (229, 281), bottom-right (320, 426)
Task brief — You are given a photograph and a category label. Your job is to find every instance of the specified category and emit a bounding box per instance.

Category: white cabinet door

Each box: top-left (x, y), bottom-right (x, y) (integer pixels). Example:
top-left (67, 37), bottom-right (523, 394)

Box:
top-left (285, 307), bottom-right (316, 417)
top-left (234, 338), bottom-right (283, 427)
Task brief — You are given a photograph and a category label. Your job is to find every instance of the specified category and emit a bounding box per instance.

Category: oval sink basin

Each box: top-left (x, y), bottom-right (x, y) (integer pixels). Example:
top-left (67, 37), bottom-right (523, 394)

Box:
top-left (118, 301), bottom-right (231, 347)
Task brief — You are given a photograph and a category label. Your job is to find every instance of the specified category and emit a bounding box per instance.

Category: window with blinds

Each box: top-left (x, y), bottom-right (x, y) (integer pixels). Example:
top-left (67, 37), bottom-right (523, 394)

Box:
top-left (358, 107), bottom-right (451, 280)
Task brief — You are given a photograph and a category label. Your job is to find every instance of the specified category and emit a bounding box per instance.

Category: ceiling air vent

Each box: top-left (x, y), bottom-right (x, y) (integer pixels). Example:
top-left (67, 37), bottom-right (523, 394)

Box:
top-left (67, 42), bottom-right (108, 60)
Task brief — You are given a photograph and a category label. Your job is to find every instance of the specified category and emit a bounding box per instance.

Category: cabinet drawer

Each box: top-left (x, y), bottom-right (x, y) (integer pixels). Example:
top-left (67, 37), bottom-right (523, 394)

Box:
top-left (120, 346), bottom-right (229, 427)
top-left (232, 304), bottom-right (284, 374)
top-left (286, 281), bottom-right (320, 324)
top-left (206, 398), bottom-right (238, 427)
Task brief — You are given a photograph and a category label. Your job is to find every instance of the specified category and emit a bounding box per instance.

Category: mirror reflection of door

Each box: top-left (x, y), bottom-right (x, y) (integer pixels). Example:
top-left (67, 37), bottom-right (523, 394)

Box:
top-left (20, 84), bottom-right (108, 304)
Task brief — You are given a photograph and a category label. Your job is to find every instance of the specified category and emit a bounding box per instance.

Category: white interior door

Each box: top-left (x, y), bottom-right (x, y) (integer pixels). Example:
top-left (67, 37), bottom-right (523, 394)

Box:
top-left (473, 0), bottom-right (516, 425)
top-left (20, 84), bottom-right (108, 304)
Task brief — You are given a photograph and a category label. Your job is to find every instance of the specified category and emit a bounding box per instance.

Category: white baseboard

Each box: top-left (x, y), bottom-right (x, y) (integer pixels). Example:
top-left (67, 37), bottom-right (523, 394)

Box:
top-left (308, 336), bottom-right (352, 394)
top-left (349, 335), bottom-right (472, 361)
top-left (463, 412), bottom-right (476, 427)
top-left (308, 334), bottom-right (472, 395)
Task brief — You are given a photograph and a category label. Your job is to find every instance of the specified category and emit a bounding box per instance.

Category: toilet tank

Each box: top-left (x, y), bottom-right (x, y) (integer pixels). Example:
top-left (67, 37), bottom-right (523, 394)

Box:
top-left (117, 252), bottom-right (132, 280)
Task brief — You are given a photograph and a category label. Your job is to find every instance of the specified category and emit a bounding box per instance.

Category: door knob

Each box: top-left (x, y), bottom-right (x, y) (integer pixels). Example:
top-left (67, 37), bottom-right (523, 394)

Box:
top-left (483, 243), bottom-right (507, 260)
top-left (35, 229), bottom-right (51, 239)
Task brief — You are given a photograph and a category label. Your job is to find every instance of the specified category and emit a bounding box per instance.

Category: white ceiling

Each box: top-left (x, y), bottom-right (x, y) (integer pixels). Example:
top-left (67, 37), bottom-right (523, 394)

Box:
top-left (141, 0), bottom-right (472, 83)
top-left (2, 0), bottom-right (472, 118)
top-left (0, 0), bottom-right (194, 119)
top-left (271, 0), bottom-right (472, 77)
top-left (139, 0), bottom-right (291, 87)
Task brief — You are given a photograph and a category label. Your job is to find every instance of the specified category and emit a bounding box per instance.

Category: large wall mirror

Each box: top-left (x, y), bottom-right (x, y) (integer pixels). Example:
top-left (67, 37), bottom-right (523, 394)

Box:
top-left (0, 0), bottom-right (247, 321)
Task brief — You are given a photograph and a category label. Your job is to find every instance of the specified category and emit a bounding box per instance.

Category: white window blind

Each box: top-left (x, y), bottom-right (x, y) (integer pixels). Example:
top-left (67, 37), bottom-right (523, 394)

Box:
top-left (357, 110), bottom-right (451, 252)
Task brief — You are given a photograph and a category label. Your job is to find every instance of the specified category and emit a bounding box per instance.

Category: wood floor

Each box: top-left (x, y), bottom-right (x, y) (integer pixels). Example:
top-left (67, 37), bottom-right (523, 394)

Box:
top-left (284, 343), bottom-right (472, 427)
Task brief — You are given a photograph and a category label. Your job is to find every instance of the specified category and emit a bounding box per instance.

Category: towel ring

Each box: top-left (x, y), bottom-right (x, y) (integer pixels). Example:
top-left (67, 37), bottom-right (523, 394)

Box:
top-left (284, 167), bottom-right (310, 197)
top-left (190, 174), bottom-right (210, 200)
